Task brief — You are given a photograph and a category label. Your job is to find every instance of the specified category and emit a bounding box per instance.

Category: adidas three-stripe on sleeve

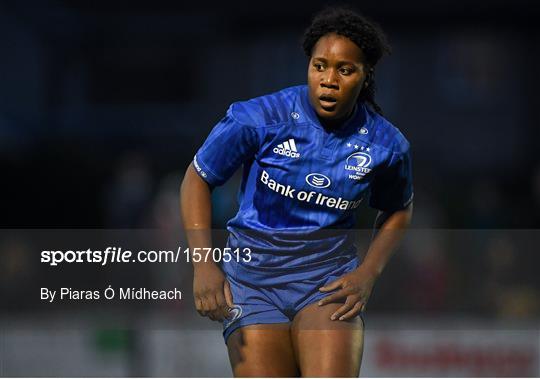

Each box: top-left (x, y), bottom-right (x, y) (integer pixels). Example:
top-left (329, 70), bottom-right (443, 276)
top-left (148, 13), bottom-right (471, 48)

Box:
top-left (193, 105), bottom-right (260, 187)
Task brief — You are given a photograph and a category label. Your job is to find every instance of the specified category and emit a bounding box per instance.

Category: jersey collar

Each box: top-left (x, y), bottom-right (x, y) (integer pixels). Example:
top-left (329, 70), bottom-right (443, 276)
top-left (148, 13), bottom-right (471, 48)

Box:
top-left (298, 85), bottom-right (369, 136)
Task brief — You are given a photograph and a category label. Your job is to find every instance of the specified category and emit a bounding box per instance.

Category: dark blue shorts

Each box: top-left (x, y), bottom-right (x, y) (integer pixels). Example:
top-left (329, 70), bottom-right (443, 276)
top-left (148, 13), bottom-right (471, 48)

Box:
top-left (221, 256), bottom-right (360, 342)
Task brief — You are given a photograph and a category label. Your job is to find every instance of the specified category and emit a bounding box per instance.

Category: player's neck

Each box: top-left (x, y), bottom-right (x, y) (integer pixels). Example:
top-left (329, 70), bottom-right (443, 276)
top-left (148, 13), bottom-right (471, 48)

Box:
top-left (318, 104), bottom-right (357, 131)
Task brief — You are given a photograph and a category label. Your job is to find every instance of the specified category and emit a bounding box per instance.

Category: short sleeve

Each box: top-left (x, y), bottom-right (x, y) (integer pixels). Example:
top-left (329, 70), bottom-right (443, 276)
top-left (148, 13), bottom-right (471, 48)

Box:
top-left (369, 145), bottom-right (414, 212)
top-left (193, 106), bottom-right (260, 187)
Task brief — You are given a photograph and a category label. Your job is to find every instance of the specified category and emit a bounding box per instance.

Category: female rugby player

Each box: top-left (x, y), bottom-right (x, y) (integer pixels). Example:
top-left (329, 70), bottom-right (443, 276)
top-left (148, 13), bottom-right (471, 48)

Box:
top-left (180, 7), bottom-right (413, 377)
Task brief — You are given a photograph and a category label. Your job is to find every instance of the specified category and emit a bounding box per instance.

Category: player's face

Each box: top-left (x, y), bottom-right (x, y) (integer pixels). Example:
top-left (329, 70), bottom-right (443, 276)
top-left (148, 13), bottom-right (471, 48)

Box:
top-left (307, 33), bottom-right (367, 127)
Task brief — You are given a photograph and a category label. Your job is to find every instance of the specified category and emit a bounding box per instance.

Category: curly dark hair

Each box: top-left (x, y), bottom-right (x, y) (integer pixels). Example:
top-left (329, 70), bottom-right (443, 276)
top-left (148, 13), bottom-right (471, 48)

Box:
top-left (302, 6), bottom-right (391, 115)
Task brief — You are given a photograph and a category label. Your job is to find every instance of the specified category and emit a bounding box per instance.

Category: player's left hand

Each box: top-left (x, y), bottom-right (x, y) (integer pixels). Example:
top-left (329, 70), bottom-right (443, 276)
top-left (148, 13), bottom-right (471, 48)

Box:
top-left (318, 266), bottom-right (377, 321)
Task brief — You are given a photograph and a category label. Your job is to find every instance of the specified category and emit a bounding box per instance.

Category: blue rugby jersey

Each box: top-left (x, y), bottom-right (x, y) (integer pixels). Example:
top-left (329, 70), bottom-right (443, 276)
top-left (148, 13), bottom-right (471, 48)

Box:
top-left (193, 85), bottom-right (413, 271)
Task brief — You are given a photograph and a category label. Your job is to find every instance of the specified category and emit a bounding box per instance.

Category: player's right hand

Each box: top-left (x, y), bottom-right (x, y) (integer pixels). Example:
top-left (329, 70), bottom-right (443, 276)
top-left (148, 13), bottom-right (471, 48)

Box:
top-left (193, 262), bottom-right (234, 322)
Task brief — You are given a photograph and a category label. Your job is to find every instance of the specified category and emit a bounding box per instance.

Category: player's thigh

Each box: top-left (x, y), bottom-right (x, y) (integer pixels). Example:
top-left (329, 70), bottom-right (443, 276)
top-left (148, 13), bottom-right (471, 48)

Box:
top-left (226, 323), bottom-right (300, 377)
top-left (291, 302), bottom-right (364, 377)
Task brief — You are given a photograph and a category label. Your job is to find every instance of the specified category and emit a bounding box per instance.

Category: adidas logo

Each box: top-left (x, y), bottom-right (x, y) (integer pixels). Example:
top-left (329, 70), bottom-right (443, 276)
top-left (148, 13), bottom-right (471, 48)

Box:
top-left (273, 138), bottom-right (300, 158)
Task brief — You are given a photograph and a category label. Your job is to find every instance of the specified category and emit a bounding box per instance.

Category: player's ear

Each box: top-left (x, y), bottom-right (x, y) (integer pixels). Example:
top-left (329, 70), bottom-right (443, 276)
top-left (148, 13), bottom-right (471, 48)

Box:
top-left (364, 68), bottom-right (373, 87)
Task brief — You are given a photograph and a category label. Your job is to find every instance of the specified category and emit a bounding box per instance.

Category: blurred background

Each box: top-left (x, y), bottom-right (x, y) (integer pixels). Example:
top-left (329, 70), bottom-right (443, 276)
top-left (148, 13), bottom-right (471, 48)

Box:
top-left (1, 0), bottom-right (539, 376)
